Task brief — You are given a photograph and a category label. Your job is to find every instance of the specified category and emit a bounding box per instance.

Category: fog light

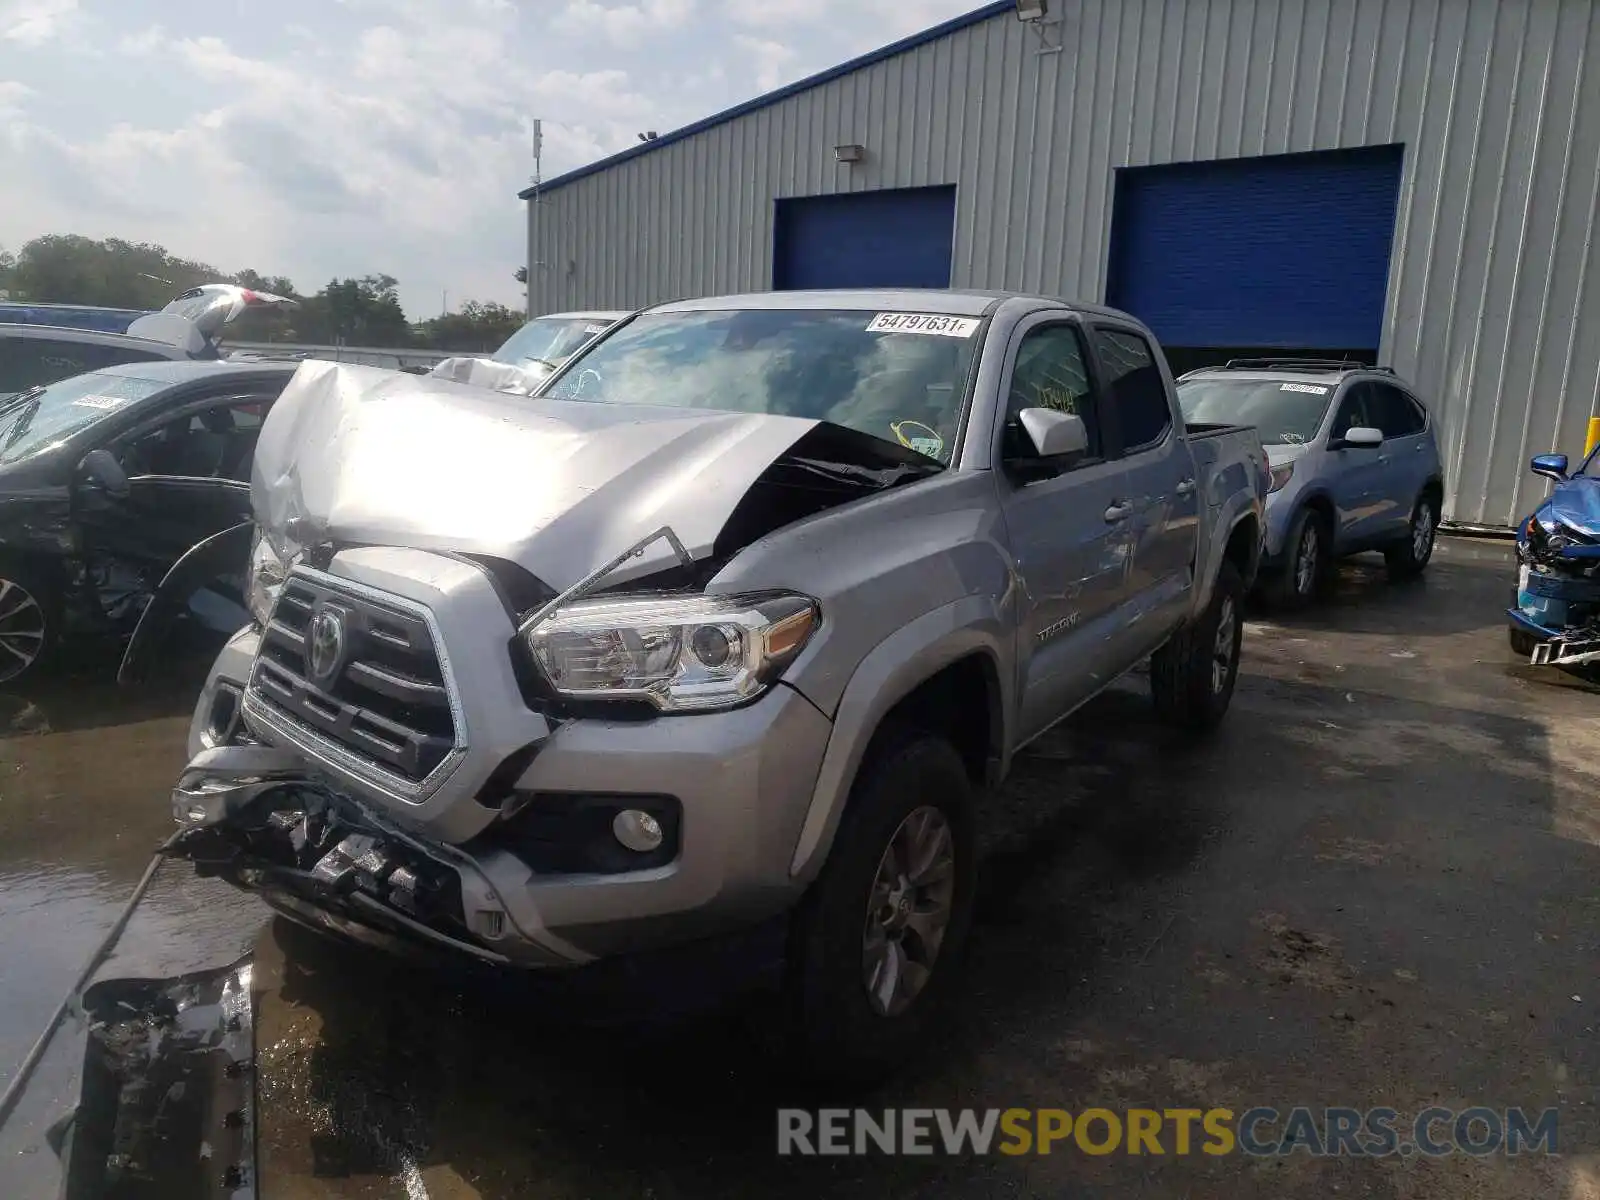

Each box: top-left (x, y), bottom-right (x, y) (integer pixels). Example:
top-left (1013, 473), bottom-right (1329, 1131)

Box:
top-left (612, 809), bottom-right (664, 852)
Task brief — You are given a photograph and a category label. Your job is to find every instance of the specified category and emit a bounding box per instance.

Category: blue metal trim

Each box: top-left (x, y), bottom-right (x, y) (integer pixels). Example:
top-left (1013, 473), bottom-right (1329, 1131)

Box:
top-left (519, 1), bottom-right (1015, 199)
top-left (1507, 609), bottom-right (1558, 639)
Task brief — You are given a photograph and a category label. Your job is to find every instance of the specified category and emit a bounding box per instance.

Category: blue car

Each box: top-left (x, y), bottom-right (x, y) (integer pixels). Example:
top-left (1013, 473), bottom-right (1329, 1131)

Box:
top-left (1509, 449), bottom-right (1600, 666)
top-left (1178, 359), bottom-right (1446, 607)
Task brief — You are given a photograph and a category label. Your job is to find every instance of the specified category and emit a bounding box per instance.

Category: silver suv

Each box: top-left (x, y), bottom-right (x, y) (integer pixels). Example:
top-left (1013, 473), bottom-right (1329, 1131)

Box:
top-left (1177, 358), bottom-right (1445, 607)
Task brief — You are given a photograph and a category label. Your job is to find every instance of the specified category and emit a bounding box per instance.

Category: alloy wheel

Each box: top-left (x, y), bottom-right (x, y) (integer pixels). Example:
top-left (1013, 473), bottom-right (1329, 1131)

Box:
top-left (862, 806), bottom-right (956, 1017)
top-left (0, 578), bottom-right (46, 683)
top-left (1413, 504), bottom-right (1435, 561)
top-left (1212, 595), bottom-right (1238, 695)
top-left (1294, 524), bottom-right (1320, 597)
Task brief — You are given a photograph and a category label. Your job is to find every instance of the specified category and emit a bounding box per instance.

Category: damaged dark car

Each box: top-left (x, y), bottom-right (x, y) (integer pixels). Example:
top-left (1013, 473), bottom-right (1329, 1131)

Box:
top-left (0, 359), bottom-right (299, 682)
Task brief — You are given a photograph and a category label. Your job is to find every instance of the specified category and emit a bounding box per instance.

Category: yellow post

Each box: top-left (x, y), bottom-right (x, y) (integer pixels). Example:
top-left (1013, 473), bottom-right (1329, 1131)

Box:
top-left (1587, 417), bottom-right (1600, 458)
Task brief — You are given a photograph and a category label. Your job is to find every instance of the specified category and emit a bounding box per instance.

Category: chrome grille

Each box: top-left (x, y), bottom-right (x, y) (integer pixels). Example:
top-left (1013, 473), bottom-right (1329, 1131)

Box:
top-left (249, 574), bottom-right (457, 784)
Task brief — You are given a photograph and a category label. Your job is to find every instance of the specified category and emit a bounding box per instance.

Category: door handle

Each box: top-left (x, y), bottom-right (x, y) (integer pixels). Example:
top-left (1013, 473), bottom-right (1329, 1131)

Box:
top-left (1175, 478), bottom-right (1196, 496)
top-left (1104, 501), bottom-right (1132, 523)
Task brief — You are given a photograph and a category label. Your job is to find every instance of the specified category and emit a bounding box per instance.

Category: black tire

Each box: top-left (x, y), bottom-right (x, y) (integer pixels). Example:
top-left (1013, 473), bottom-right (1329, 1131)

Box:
top-left (1264, 507), bottom-right (1328, 610)
top-left (1386, 493), bottom-right (1439, 580)
top-left (0, 558), bottom-right (58, 686)
top-left (1151, 560), bottom-right (1245, 733)
top-left (782, 726), bottom-right (977, 1088)
top-left (1508, 627), bottom-right (1537, 659)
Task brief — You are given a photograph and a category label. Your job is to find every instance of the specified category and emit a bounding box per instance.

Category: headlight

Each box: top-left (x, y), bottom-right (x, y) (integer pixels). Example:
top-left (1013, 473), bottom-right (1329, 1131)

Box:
top-left (1268, 463), bottom-right (1295, 494)
top-left (524, 592), bottom-right (819, 713)
top-left (246, 528), bottom-right (291, 627)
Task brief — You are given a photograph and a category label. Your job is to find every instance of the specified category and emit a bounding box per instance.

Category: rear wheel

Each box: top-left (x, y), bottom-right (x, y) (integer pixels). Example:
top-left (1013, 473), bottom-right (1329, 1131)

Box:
top-left (1151, 561), bottom-right (1245, 732)
top-left (0, 562), bottom-right (56, 685)
top-left (1386, 494), bottom-right (1439, 580)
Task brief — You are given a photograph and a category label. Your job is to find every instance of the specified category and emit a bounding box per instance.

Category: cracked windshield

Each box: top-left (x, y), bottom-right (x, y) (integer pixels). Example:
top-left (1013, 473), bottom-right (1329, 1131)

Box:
top-left (1, 1), bottom-right (1596, 1199)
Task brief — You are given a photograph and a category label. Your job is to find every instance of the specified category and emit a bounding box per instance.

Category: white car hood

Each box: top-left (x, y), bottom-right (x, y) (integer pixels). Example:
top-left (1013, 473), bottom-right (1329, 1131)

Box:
top-left (251, 360), bottom-right (825, 591)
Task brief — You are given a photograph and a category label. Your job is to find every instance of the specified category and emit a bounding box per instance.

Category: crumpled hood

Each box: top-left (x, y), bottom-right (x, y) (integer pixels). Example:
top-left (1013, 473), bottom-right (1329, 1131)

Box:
top-left (1547, 476), bottom-right (1600, 538)
top-left (251, 360), bottom-right (823, 590)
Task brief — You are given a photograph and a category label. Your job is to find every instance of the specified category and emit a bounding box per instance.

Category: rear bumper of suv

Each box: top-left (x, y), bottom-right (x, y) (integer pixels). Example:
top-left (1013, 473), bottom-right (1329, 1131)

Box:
top-left (173, 548), bottom-right (835, 967)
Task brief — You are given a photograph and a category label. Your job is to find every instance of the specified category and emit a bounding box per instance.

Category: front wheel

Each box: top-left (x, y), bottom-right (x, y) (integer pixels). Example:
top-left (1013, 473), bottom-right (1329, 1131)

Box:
top-left (783, 727), bottom-right (976, 1087)
top-left (1508, 626), bottom-right (1538, 659)
top-left (0, 561), bottom-right (57, 685)
top-left (1265, 508), bottom-right (1327, 609)
top-left (1151, 561), bottom-right (1245, 732)
top-left (1386, 494), bottom-right (1439, 580)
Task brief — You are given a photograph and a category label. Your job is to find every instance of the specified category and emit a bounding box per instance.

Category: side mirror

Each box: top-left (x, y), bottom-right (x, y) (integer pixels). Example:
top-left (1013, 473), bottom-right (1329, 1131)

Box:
top-left (1017, 408), bottom-right (1089, 458)
top-left (1336, 426), bottom-right (1384, 450)
top-left (1531, 453), bottom-right (1569, 482)
top-left (78, 448), bottom-right (130, 500)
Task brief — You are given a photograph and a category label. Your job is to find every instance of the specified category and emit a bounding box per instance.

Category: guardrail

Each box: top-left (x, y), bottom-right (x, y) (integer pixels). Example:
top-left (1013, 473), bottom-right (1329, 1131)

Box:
top-left (219, 341), bottom-right (460, 369)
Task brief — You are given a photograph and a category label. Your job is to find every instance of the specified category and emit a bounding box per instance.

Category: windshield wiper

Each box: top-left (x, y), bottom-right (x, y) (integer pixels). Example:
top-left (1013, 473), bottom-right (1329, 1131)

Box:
top-left (0, 384), bottom-right (45, 418)
top-left (1, 388), bottom-right (47, 452)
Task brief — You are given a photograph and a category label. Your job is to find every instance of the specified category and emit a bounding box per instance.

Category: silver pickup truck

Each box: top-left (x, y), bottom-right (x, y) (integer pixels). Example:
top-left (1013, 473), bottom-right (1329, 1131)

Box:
top-left (135, 289), bottom-right (1268, 1081)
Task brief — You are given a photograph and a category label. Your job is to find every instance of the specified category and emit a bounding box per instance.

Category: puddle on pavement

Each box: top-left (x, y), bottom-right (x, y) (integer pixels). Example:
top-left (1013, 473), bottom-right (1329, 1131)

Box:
top-left (0, 656), bottom-right (231, 1086)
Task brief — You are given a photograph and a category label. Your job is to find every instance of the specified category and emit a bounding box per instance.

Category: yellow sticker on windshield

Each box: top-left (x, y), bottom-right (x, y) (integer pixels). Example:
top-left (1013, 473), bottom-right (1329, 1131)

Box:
top-left (891, 419), bottom-right (946, 460)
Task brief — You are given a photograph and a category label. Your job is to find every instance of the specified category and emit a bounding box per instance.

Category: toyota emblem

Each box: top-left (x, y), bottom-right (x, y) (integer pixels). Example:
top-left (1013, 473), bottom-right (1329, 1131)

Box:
top-left (305, 604), bottom-right (348, 685)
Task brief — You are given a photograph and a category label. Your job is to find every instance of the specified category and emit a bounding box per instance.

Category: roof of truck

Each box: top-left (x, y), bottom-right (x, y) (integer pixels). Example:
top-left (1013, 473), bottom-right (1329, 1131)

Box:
top-left (649, 289), bottom-right (1141, 322)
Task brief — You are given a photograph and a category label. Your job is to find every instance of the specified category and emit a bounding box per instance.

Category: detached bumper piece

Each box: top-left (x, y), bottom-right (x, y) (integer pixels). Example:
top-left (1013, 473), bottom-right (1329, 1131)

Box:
top-left (55, 960), bottom-right (256, 1200)
top-left (168, 746), bottom-right (506, 968)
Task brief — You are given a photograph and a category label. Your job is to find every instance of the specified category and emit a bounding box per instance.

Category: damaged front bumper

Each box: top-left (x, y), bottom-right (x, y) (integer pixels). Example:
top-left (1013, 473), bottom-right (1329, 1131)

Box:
top-left (1509, 536), bottom-right (1600, 666)
top-left (168, 745), bottom-right (549, 969)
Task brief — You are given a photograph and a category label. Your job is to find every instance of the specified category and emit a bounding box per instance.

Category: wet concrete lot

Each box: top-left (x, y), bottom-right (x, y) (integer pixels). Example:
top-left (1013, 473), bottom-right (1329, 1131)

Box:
top-left (2, 537), bottom-right (1597, 1198)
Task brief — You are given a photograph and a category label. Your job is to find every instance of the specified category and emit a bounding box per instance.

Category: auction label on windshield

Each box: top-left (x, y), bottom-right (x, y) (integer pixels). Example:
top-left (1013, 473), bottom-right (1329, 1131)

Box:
top-left (868, 313), bottom-right (981, 338)
top-left (1279, 382), bottom-right (1329, 395)
top-left (72, 394), bottom-right (131, 410)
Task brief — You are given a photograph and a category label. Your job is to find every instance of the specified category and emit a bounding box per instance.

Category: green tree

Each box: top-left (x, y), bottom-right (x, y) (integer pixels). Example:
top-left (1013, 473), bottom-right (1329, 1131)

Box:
top-left (294, 275), bottom-right (411, 347)
top-left (11, 234), bottom-right (224, 308)
top-left (414, 299), bottom-right (525, 353)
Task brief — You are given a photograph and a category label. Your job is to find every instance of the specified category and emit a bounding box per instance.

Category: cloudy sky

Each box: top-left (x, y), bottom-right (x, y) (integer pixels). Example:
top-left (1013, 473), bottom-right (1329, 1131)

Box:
top-left (0, 0), bottom-right (980, 317)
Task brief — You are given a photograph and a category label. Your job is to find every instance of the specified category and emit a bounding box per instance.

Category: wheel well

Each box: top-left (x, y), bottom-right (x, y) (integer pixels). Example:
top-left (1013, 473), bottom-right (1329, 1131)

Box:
top-left (1224, 515), bottom-right (1258, 580)
top-left (874, 654), bottom-right (1001, 787)
top-left (1300, 492), bottom-right (1336, 533)
top-left (1422, 477), bottom-right (1444, 508)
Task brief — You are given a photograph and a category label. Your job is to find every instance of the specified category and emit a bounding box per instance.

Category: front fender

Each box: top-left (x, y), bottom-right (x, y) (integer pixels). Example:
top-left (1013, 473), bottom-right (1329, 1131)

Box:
top-left (118, 521), bottom-right (253, 685)
top-left (786, 594), bottom-right (1010, 883)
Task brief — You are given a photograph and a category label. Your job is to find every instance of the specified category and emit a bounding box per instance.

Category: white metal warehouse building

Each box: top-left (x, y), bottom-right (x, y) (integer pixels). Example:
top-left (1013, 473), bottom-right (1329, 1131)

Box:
top-left (523, 0), bottom-right (1600, 527)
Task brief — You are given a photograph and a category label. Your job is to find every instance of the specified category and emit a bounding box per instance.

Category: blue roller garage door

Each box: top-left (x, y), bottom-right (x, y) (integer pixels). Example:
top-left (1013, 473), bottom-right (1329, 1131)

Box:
top-left (1105, 146), bottom-right (1404, 351)
top-left (773, 186), bottom-right (957, 290)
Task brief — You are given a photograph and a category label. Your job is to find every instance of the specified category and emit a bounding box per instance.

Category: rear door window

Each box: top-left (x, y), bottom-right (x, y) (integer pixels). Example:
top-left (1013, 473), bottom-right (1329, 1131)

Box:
top-left (1090, 327), bottom-right (1171, 452)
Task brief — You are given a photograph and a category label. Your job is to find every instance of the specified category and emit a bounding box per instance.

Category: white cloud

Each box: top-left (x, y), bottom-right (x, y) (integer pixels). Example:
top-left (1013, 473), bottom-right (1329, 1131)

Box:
top-left (1, 0), bottom-right (79, 46)
top-left (734, 35), bottom-right (799, 93)
top-left (719, 0), bottom-right (820, 29)
top-left (556, 0), bottom-right (698, 48)
top-left (0, 0), bottom-right (994, 315)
